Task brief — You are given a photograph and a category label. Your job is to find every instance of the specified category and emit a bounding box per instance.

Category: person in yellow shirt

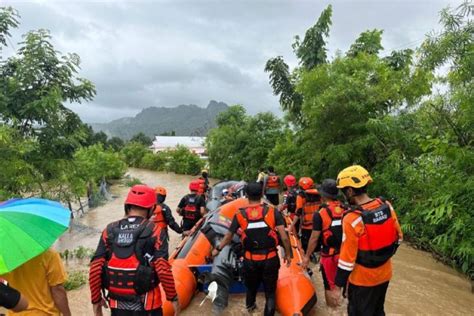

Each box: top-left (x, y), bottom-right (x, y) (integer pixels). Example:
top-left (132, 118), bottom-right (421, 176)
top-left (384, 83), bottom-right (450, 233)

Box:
top-left (1, 249), bottom-right (71, 316)
top-left (329, 165), bottom-right (403, 315)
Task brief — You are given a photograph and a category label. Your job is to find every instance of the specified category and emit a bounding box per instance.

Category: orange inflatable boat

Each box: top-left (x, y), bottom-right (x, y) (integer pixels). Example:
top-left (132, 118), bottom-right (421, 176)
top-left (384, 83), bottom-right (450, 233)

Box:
top-left (161, 181), bottom-right (317, 315)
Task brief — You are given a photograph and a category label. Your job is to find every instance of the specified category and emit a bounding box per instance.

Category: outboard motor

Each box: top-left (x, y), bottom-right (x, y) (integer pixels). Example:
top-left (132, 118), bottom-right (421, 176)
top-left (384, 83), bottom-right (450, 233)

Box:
top-left (201, 182), bottom-right (248, 315)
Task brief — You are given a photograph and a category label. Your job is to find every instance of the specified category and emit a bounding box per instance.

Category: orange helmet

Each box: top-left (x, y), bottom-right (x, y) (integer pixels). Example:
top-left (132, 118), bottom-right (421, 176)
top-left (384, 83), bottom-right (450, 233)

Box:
top-left (298, 177), bottom-right (314, 190)
top-left (155, 186), bottom-right (167, 196)
top-left (189, 180), bottom-right (200, 192)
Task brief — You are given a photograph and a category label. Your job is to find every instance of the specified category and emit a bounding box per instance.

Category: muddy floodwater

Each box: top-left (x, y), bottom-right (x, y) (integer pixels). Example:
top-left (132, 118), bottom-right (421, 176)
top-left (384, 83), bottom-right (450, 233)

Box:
top-left (58, 169), bottom-right (474, 315)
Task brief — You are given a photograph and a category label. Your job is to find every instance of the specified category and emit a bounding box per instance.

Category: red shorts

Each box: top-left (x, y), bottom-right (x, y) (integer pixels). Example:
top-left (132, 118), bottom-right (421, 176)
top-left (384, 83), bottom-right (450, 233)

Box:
top-left (320, 254), bottom-right (339, 290)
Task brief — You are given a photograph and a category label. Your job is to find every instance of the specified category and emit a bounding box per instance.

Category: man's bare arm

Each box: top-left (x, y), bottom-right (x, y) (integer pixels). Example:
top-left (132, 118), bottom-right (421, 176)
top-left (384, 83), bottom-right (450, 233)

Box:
top-left (51, 284), bottom-right (71, 316)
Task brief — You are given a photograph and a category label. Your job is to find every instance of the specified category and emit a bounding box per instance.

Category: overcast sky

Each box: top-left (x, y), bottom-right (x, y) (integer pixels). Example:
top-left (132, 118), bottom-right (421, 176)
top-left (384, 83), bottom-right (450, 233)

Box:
top-left (3, 0), bottom-right (456, 123)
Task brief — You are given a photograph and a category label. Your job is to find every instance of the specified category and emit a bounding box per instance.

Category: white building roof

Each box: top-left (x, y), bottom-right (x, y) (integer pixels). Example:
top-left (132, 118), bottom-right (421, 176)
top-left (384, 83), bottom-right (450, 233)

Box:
top-left (151, 136), bottom-right (206, 149)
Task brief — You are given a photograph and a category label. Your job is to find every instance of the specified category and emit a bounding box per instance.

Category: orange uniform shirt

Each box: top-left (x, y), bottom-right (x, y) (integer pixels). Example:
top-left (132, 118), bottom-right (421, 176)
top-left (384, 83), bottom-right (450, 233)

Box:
top-left (337, 199), bottom-right (403, 287)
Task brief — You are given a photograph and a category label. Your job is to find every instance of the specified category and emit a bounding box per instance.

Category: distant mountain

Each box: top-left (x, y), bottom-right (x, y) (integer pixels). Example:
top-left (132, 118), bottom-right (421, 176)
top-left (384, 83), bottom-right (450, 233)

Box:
top-left (91, 100), bottom-right (229, 139)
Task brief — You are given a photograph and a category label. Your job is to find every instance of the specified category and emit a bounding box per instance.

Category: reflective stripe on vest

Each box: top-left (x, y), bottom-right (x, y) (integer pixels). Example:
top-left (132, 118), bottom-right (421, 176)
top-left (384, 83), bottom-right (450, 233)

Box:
top-left (236, 205), bottom-right (278, 254)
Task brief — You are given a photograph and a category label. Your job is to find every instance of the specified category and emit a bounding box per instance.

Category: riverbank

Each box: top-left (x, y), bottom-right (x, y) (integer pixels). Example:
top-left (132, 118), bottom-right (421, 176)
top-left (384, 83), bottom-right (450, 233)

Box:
top-left (62, 169), bottom-right (474, 315)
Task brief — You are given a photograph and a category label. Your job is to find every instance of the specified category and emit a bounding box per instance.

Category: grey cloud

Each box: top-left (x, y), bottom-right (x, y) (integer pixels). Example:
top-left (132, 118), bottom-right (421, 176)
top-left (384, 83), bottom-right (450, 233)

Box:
top-left (3, 0), bottom-right (455, 123)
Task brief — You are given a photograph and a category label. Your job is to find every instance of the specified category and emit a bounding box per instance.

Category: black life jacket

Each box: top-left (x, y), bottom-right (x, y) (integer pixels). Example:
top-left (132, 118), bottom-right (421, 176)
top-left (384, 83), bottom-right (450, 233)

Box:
top-left (236, 205), bottom-right (279, 254)
top-left (103, 217), bottom-right (158, 301)
top-left (183, 194), bottom-right (200, 221)
top-left (285, 188), bottom-right (298, 214)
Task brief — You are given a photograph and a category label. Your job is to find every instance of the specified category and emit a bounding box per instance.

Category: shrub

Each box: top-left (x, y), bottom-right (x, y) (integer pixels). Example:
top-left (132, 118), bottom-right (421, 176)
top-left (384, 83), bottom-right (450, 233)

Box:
top-left (166, 146), bottom-right (204, 175)
top-left (124, 177), bottom-right (142, 187)
top-left (64, 270), bottom-right (87, 291)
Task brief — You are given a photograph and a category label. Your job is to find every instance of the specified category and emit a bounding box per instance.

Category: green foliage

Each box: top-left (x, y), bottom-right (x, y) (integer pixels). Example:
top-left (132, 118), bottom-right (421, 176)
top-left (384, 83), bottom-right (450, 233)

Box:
top-left (0, 7), bottom-right (19, 48)
top-left (140, 151), bottom-right (167, 170)
top-left (292, 4), bottom-right (332, 70)
top-left (347, 29), bottom-right (384, 57)
top-left (120, 142), bottom-right (204, 175)
top-left (124, 177), bottom-right (142, 187)
top-left (264, 57), bottom-right (303, 122)
top-left (210, 3), bottom-right (474, 277)
top-left (165, 145), bottom-right (204, 175)
top-left (120, 142), bottom-right (150, 167)
top-left (207, 105), bottom-right (283, 180)
top-left (265, 5), bottom-right (332, 123)
top-left (130, 132), bottom-right (152, 146)
top-left (64, 270), bottom-right (87, 291)
top-left (74, 144), bottom-right (126, 182)
top-left (0, 9), bottom-right (105, 203)
top-left (107, 136), bottom-right (125, 151)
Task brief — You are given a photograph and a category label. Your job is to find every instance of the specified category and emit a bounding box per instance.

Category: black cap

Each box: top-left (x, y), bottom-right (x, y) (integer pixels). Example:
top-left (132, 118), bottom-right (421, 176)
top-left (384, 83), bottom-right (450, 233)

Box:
top-left (318, 179), bottom-right (339, 199)
top-left (245, 182), bottom-right (263, 199)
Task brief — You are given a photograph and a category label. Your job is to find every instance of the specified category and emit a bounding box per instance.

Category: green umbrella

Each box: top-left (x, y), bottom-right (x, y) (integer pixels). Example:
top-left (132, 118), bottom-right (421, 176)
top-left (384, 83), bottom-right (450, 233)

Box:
top-left (0, 198), bottom-right (71, 274)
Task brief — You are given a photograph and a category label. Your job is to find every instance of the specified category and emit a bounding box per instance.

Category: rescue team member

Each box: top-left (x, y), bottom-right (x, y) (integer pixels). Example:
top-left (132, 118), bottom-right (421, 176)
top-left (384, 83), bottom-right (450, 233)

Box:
top-left (279, 175), bottom-right (298, 220)
top-left (256, 167), bottom-right (267, 184)
top-left (89, 185), bottom-right (180, 316)
top-left (329, 166), bottom-right (403, 315)
top-left (0, 278), bottom-right (28, 312)
top-left (220, 188), bottom-right (235, 205)
top-left (196, 169), bottom-right (210, 197)
top-left (302, 179), bottom-right (345, 307)
top-left (176, 180), bottom-right (207, 236)
top-left (262, 166), bottom-right (281, 205)
top-left (152, 186), bottom-right (183, 258)
top-left (289, 177), bottom-right (321, 253)
top-left (211, 182), bottom-right (292, 316)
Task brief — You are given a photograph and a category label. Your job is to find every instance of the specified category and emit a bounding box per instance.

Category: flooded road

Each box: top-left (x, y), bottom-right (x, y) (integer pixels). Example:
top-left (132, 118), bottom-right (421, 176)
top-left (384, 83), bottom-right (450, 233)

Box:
top-left (60, 169), bottom-right (474, 315)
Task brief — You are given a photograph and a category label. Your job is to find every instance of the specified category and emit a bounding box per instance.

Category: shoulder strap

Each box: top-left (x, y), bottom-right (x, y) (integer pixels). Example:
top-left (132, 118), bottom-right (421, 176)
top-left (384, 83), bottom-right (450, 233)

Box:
top-left (239, 207), bottom-right (249, 220)
top-left (321, 204), bottom-right (333, 220)
top-left (105, 220), bottom-right (121, 244)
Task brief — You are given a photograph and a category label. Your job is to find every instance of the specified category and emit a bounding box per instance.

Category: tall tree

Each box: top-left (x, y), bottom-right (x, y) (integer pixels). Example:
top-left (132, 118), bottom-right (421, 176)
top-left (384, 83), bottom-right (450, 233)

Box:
top-left (265, 5), bottom-right (333, 123)
top-left (347, 29), bottom-right (384, 57)
top-left (292, 4), bottom-right (333, 69)
top-left (130, 132), bottom-right (153, 146)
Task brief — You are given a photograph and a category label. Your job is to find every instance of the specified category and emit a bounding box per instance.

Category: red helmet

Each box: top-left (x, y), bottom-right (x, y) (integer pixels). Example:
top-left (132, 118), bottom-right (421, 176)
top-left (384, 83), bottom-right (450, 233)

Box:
top-left (189, 180), bottom-right (200, 192)
top-left (125, 185), bottom-right (156, 209)
top-left (155, 186), bottom-right (167, 196)
top-left (299, 177), bottom-right (314, 190)
top-left (283, 175), bottom-right (297, 187)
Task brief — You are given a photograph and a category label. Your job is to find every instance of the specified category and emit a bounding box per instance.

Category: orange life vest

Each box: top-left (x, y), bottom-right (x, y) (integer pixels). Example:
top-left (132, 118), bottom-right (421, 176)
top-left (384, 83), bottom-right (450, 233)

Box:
top-left (236, 204), bottom-right (279, 260)
top-left (320, 201), bottom-right (345, 256)
top-left (301, 189), bottom-right (321, 230)
top-left (152, 204), bottom-right (167, 229)
top-left (353, 198), bottom-right (399, 268)
top-left (266, 175), bottom-right (280, 189)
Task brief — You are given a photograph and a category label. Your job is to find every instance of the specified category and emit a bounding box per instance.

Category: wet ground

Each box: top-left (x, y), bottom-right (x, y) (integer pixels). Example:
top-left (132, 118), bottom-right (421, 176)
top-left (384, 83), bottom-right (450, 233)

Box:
top-left (59, 168), bottom-right (474, 315)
